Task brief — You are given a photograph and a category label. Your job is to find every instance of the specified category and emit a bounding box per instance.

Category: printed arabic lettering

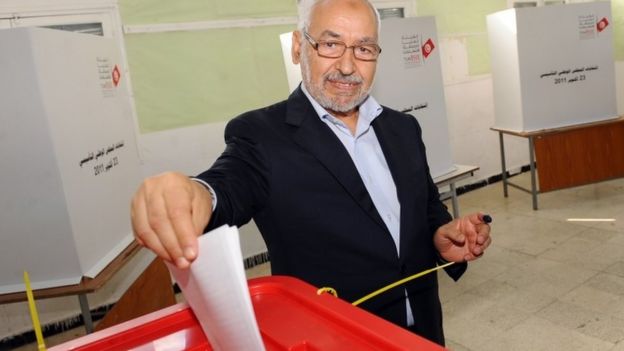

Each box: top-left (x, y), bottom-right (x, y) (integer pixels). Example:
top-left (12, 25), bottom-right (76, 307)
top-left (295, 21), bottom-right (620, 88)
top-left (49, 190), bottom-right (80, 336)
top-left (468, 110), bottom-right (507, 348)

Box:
top-left (96, 149), bottom-right (105, 160)
top-left (540, 71), bottom-right (557, 78)
top-left (413, 103), bottom-right (428, 111)
top-left (79, 152), bottom-right (94, 167)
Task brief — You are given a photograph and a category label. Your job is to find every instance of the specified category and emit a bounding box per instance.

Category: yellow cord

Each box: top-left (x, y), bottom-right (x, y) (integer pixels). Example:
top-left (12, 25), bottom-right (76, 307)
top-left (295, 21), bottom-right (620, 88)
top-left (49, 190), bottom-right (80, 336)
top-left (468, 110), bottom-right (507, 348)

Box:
top-left (316, 262), bottom-right (455, 306)
top-left (24, 271), bottom-right (47, 351)
top-left (352, 262), bottom-right (455, 306)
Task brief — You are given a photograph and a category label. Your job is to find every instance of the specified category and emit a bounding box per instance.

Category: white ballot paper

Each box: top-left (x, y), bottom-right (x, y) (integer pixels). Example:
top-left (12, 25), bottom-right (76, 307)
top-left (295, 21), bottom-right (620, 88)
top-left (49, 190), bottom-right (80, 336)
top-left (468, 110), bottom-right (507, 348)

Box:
top-left (167, 225), bottom-right (265, 351)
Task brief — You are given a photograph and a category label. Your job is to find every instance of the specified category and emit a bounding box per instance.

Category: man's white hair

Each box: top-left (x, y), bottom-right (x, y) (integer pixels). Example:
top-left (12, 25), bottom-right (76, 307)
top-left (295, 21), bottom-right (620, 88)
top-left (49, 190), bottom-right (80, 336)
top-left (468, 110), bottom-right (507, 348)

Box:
top-left (296, 0), bottom-right (381, 35)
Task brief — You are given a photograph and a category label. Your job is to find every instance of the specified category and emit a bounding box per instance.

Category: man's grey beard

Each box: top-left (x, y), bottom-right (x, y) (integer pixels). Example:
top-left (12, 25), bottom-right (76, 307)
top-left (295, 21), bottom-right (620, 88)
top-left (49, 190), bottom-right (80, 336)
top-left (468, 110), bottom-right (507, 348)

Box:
top-left (300, 48), bottom-right (370, 113)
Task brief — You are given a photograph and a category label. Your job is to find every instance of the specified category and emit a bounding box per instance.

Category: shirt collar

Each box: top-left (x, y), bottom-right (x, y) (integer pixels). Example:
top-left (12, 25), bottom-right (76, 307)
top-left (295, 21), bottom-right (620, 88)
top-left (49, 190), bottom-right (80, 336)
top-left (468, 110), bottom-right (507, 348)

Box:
top-left (300, 83), bottom-right (383, 126)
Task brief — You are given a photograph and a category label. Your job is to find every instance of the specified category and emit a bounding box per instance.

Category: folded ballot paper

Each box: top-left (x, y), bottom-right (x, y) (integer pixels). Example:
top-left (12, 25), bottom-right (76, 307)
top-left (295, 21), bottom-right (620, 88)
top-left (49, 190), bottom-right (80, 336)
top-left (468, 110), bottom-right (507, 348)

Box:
top-left (166, 225), bottom-right (265, 351)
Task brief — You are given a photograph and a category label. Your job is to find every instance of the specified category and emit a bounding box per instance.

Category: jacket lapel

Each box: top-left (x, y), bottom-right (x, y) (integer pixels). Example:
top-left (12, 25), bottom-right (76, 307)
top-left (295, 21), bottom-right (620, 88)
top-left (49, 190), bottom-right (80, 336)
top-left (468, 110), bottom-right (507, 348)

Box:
top-left (371, 109), bottom-right (407, 205)
top-left (373, 111), bottom-right (427, 259)
top-left (284, 88), bottom-right (388, 233)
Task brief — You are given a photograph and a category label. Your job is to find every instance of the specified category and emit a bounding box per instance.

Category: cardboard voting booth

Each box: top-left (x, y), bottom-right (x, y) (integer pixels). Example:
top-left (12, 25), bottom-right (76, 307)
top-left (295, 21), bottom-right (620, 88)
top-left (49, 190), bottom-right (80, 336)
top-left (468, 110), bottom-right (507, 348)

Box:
top-left (487, 2), bottom-right (617, 132)
top-left (49, 276), bottom-right (447, 351)
top-left (371, 17), bottom-right (455, 178)
top-left (0, 27), bottom-right (141, 293)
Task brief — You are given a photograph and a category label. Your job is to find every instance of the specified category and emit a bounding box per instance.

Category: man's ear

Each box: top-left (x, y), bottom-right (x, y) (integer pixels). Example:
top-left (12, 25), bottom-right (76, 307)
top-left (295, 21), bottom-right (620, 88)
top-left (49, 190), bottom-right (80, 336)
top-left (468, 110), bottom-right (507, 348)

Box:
top-left (291, 30), bottom-right (302, 65)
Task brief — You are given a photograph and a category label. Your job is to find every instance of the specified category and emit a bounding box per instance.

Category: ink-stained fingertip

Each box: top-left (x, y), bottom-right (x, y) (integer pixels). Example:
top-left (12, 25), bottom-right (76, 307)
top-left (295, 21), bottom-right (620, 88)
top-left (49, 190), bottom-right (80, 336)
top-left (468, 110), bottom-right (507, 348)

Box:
top-left (482, 214), bottom-right (492, 224)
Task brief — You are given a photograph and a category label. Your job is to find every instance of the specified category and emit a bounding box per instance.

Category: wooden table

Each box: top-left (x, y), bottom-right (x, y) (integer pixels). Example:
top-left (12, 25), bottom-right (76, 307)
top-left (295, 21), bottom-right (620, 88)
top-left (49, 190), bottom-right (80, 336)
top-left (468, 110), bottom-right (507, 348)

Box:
top-left (491, 116), bottom-right (624, 210)
top-left (0, 241), bottom-right (142, 333)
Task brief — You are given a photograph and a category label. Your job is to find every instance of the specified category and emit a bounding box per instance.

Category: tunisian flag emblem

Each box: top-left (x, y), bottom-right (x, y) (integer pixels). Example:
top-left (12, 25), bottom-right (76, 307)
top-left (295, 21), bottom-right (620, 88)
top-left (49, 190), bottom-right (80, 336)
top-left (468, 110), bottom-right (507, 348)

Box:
top-left (422, 38), bottom-right (435, 59)
top-left (112, 65), bottom-right (121, 87)
top-left (597, 17), bottom-right (609, 32)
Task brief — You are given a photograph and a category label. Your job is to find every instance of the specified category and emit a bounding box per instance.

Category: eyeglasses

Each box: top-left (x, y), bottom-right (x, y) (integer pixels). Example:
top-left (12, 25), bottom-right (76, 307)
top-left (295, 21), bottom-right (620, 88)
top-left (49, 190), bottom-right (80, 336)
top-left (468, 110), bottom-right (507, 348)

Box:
top-left (303, 31), bottom-right (382, 61)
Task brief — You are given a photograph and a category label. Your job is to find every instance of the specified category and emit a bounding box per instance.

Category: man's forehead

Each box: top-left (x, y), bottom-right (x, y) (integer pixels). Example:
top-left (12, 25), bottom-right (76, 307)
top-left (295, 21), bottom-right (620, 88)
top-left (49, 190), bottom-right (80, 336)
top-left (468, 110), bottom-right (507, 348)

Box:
top-left (316, 29), bottom-right (377, 43)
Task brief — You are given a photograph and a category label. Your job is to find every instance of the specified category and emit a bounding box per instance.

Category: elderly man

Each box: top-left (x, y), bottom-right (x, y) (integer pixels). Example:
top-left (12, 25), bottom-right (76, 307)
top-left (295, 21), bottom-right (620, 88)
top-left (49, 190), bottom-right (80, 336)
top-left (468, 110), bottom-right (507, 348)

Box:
top-left (131, 0), bottom-right (491, 345)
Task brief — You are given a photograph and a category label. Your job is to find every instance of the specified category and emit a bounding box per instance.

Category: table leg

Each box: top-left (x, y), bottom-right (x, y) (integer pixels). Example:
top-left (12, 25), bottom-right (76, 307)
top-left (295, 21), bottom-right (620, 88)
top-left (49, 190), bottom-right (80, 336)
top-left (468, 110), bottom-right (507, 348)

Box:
top-left (78, 294), bottom-right (94, 334)
top-left (528, 136), bottom-right (538, 210)
top-left (498, 132), bottom-right (508, 197)
top-left (449, 182), bottom-right (460, 218)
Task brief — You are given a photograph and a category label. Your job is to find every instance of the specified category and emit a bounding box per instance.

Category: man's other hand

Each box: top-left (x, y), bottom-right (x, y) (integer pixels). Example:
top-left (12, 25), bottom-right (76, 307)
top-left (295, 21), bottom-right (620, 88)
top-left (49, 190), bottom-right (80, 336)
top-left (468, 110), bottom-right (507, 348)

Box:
top-left (433, 212), bottom-right (492, 262)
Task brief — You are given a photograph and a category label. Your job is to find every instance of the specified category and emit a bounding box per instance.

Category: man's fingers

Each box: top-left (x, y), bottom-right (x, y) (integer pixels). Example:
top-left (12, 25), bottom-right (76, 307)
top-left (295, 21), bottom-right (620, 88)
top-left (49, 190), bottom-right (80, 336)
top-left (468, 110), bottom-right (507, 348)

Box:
top-left (140, 229), bottom-right (175, 263)
top-left (145, 188), bottom-right (192, 268)
top-left (164, 186), bottom-right (200, 262)
top-left (131, 193), bottom-right (173, 262)
top-left (464, 212), bottom-right (492, 248)
top-left (436, 212), bottom-right (493, 262)
top-left (476, 217), bottom-right (491, 245)
top-left (477, 233), bottom-right (486, 245)
top-left (477, 228), bottom-right (490, 245)
top-left (465, 212), bottom-right (484, 225)
top-left (480, 236), bottom-right (492, 251)
top-left (155, 218), bottom-right (191, 269)
top-left (459, 217), bottom-right (478, 246)
top-left (441, 221), bottom-right (465, 244)
top-left (471, 236), bottom-right (492, 258)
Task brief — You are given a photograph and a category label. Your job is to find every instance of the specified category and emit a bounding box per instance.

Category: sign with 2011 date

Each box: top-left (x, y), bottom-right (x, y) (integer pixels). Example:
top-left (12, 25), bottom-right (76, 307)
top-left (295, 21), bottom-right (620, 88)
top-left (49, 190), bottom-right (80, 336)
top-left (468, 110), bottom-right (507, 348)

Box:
top-left (540, 65), bottom-right (599, 86)
top-left (78, 140), bottom-right (125, 176)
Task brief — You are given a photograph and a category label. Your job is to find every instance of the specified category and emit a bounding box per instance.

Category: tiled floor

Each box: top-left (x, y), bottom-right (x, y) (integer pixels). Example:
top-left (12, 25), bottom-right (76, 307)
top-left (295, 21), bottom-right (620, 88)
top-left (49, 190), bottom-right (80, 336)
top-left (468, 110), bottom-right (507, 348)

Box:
top-left (440, 172), bottom-right (624, 351)
top-left (14, 172), bottom-right (624, 350)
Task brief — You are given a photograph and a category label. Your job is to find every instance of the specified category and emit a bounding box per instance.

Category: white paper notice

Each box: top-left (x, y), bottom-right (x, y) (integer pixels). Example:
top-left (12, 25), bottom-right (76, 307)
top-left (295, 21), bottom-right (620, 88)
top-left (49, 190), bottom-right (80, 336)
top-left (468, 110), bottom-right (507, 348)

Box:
top-left (167, 225), bottom-right (265, 351)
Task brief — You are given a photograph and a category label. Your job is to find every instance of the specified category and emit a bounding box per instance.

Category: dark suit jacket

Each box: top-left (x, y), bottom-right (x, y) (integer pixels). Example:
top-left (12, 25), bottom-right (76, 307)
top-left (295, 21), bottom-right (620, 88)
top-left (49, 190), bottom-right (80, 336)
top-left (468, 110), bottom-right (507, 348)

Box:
top-left (197, 87), bottom-right (466, 345)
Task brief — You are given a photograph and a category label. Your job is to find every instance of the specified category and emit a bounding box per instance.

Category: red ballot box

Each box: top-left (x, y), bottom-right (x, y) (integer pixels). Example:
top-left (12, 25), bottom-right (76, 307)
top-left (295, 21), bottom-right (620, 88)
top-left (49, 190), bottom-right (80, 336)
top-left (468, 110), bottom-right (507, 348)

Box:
top-left (50, 276), bottom-right (447, 350)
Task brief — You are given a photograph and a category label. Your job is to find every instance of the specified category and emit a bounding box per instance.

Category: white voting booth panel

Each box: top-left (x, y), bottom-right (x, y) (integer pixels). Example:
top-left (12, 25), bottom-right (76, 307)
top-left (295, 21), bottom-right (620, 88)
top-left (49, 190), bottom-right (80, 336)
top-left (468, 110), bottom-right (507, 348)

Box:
top-left (279, 16), bottom-right (455, 178)
top-left (371, 17), bottom-right (455, 178)
top-left (487, 2), bottom-right (617, 132)
top-left (0, 28), bottom-right (141, 294)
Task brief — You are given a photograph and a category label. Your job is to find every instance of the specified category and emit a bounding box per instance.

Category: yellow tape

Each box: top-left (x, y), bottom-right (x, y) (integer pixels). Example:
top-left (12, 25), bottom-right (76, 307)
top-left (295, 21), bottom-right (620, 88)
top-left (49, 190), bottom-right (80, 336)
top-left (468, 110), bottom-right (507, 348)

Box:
top-left (352, 262), bottom-right (455, 306)
top-left (317, 286), bottom-right (338, 297)
top-left (24, 271), bottom-right (47, 351)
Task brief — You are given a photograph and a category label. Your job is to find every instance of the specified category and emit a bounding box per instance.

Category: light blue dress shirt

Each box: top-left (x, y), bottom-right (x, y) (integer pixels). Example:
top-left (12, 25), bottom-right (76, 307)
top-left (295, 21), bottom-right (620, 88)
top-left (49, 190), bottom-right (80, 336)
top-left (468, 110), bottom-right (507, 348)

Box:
top-left (301, 85), bottom-right (414, 326)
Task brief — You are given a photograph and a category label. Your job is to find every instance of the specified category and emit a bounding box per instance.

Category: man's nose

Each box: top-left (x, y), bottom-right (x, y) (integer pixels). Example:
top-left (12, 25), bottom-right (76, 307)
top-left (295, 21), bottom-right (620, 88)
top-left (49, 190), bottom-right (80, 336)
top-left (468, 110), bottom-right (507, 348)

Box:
top-left (335, 47), bottom-right (357, 75)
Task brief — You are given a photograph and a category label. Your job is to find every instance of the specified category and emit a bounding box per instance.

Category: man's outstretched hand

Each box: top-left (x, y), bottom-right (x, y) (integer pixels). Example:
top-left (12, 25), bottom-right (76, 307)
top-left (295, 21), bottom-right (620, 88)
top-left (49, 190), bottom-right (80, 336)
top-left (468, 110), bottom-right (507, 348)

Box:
top-left (131, 172), bottom-right (213, 269)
